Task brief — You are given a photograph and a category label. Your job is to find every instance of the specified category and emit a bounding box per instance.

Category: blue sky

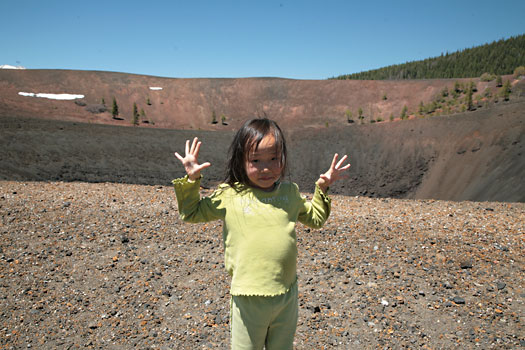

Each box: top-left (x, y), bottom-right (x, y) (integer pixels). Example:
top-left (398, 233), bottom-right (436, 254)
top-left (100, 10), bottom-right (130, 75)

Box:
top-left (1, 0), bottom-right (524, 80)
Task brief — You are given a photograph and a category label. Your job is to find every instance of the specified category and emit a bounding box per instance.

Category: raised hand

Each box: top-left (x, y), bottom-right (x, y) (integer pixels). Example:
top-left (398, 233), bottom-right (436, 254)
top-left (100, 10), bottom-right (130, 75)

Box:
top-left (174, 137), bottom-right (211, 181)
top-left (316, 153), bottom-right (351, 193)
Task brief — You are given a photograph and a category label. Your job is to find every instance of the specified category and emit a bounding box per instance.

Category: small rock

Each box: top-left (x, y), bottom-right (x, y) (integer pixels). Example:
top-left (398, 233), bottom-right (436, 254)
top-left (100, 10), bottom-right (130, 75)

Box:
top-left (496, 282), bottom-right (506, 290)
top-left (452, 297), bottom-right (465, 304)
top-left (443, 281), bottom-right (453, 289)
top-left (460, 260), bottom-right (473, 269)
top-left (88, 322), bottom-right (99, 329)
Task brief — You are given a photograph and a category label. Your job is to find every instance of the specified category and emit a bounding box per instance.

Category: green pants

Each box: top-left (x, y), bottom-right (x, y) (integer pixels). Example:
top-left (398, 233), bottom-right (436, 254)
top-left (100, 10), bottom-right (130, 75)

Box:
top-left (230, 281), bottom-right (298, 350)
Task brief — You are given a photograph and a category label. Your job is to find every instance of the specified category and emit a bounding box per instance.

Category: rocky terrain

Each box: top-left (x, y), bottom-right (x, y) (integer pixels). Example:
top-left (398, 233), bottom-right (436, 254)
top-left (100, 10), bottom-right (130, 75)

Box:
top-left (0, 69), bottom-right (523, 349)
top-left (1, 181), bottom-right (523, 349)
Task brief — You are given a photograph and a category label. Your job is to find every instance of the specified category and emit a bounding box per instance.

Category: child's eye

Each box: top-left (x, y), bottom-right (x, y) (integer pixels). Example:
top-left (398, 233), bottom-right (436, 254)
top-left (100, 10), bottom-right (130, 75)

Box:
top-left (251, 159), bottom-right (259, 163)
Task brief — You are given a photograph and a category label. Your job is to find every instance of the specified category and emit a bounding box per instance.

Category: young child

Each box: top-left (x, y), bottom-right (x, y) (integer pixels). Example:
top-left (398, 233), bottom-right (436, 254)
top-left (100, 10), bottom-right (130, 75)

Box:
top-left (173, 118), bottom-right (350, 349)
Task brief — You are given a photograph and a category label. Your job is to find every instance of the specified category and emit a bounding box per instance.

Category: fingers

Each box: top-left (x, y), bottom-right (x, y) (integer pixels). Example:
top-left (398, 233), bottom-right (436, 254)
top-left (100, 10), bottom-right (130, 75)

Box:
top-left (331, 153), bottom-right (350, 170)
top-left (194, 139), bottom-right (202, 158)
top-left (335, 154), bottom-right (348, 169)
top-left (186, 137), bottom-right (204, 157)
top-left (196, 162), bottom-right (212, 172)
top-left (189, 137), bottom-right (198, 154)
top-left (174, 152), bottom-right (183, 161)
top-left (185, 139), bottom-right (190, 156)
top-left (330, 153), bottom-right (338, 170)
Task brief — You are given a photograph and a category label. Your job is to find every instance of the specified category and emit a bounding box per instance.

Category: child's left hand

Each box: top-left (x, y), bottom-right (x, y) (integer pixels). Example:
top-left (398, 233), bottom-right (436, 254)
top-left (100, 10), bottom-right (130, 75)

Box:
top-left (316, 154), bottom-right (351, 193)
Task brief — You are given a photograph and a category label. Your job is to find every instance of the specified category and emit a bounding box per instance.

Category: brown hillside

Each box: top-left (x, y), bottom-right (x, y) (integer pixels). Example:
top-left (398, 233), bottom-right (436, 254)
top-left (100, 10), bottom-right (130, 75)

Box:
top-left (0, 69), bottom-right (523, 202)
top-left (0, 69), bottom-right (500, 130)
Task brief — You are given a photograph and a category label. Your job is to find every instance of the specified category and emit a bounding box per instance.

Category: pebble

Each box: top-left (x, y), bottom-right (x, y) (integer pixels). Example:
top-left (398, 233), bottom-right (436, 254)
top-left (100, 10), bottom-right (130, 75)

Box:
top-left (0, 181), bottom-right (523, 349)
top-left (452, 297), bottom-right (466, 304)
top-left (496, 281), bottom-right (506, 290)
top-left (460, 260), bottom-right (473, 269)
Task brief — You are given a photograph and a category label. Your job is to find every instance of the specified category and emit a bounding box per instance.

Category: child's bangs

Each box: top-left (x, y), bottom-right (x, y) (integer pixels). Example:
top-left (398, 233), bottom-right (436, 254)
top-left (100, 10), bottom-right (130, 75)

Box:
top-left (247, 127), bottom-right (284, 156)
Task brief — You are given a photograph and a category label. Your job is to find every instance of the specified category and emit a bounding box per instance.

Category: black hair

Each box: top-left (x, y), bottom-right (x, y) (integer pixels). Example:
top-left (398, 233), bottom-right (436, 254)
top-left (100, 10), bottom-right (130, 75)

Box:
top-left (225, 118), bottom-right (287, 190)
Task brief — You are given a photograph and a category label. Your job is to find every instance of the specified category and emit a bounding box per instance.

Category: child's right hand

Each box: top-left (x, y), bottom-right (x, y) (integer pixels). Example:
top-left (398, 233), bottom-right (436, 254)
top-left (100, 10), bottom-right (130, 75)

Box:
top-left (174, 137), bottom-right (211, 181)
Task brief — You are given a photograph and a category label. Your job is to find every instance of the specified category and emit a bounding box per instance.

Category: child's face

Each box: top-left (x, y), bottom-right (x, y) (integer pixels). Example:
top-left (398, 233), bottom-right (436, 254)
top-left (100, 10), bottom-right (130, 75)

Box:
top-left (245, 134), bottom-right (282, 191)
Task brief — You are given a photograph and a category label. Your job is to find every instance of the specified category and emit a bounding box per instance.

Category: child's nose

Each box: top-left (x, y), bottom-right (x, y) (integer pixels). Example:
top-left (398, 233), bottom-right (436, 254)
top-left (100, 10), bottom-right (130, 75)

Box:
top-left (259, 161), bottom-right (271, 171)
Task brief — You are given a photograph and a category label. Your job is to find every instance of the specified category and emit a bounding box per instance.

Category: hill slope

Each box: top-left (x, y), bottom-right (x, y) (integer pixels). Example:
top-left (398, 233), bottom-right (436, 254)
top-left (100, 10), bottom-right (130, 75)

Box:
top-left (1, 69), bottom-right (511, 130)
top-left (334, 34), bottom-right (525, 80)
top-left (0, 69), bottom-right (523, 202)
top-left (1, 100), bottom-right (523, 202)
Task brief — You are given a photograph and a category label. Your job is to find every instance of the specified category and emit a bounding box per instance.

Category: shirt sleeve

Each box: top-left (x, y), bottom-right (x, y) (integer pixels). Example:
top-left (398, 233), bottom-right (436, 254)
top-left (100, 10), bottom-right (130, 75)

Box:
top-left (297, 183), bottom-right (331, 229)
top-left (172, 176), bottom-right (225, 223)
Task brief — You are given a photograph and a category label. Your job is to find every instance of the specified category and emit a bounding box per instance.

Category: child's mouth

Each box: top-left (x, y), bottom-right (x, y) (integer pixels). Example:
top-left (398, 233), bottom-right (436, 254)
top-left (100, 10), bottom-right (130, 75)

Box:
top-left (260, 176), bottom-right (274, 181)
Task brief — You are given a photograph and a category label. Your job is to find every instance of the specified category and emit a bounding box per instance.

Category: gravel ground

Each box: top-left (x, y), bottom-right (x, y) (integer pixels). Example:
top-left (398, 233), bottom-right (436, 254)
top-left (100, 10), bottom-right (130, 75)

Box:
top-left (0, 181), bottom-right (523, 349)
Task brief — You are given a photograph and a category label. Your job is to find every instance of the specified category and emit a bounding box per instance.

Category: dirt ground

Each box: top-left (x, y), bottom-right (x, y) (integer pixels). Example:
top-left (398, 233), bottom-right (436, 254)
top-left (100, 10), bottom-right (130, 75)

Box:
top-left (1, 99), bottom-right (523, 203)
top-left (0, 69), bottom-right (523, 349)
top-left (1, 181), bottom-right (523, 349)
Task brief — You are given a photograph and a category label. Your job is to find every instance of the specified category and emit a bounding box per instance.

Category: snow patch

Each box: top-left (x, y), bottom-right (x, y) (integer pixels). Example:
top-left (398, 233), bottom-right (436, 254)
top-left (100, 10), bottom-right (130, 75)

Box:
top-left (1, 64), bottom-right (26, 70)
top-left (19, 92), bottom-right (85, 100)
top-left (149, 87), bottom-right (163, 90)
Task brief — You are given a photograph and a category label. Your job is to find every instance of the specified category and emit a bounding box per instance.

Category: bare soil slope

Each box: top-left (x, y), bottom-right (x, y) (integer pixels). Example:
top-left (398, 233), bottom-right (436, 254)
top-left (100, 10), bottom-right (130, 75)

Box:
top-left (0, 69), bottom-right (492, 130)
top-left (0, 69), bottom-right (523, 202)
top-left (1, 100), bottom-right (523, 202)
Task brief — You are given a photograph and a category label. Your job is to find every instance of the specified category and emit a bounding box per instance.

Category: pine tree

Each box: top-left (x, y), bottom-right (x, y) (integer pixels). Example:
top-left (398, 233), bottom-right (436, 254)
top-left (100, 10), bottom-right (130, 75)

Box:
top-left (501, 80), bottom-right (512, 101)
top-left (466, 82), bottom-right (474, 111)
top-left (496, 75), bottom-right (503, 87)
top-left (331, 34), bottom-right (525, 80)
top-left (140, 108), bottom-right (147, 123)
top-left (400, 105), bottom-right (408, 119)
top-left (111, 97), bottom-right (119, 119)
top-left (132, 103), bottom-right (139, 126)
top-left (345, 109), bottom-right (353, 123)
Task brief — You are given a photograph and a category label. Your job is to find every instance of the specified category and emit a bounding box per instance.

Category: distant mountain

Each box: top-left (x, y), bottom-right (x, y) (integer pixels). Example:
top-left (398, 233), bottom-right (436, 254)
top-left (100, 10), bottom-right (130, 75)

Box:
top-left (333, 34), bottom-right (525, 80)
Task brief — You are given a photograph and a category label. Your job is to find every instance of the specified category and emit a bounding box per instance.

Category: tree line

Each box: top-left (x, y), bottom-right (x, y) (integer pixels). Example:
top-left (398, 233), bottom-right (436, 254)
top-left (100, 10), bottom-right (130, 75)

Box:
top-left (332, 34), bottom-right (525, 80)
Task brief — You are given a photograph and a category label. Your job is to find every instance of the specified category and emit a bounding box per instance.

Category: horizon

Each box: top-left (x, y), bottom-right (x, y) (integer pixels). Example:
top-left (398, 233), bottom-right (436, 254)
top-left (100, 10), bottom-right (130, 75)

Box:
top-left (1, 0), bottom-right (524, 80)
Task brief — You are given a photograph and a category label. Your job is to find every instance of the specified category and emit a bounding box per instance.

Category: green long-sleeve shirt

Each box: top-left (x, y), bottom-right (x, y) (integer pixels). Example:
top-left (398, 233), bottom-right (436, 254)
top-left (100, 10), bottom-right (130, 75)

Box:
top-left (172, 176), bottom-right (331, 296)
